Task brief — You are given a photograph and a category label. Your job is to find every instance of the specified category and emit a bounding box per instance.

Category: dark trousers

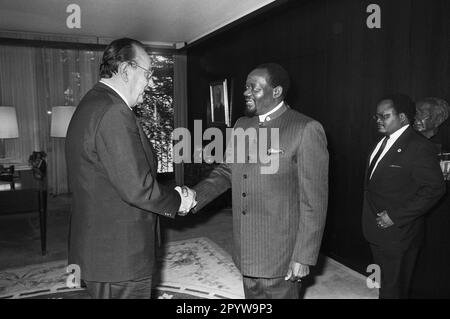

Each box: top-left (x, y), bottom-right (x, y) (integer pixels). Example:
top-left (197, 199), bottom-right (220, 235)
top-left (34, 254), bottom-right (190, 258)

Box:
top-left (370, 244), bottom-right (420, 299)
top-left (242, 276), bottom-right (301, 299)
top-left (84, 276), bottom-right (152, 299)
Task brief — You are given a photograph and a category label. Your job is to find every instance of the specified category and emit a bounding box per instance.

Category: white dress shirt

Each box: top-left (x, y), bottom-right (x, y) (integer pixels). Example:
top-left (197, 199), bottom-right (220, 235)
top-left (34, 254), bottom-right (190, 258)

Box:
top-left (99, 80), bottom-right (132, 110)
top-left (369, 124), bottom-right (410, 179)
top-left (259, 101), bottom-right (284, 122)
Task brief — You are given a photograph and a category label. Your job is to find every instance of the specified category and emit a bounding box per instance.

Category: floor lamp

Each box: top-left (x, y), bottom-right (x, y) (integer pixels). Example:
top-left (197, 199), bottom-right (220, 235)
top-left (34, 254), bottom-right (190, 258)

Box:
top-left (50, 106), bottom-right (76, 138)
top-left (49, 106), bottom-right (75, 195)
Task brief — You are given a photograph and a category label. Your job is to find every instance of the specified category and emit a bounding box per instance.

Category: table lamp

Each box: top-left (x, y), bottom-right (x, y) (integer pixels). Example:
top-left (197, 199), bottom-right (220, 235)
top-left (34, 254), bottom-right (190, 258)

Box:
top-left (0, 106), bottom-right (19, 159)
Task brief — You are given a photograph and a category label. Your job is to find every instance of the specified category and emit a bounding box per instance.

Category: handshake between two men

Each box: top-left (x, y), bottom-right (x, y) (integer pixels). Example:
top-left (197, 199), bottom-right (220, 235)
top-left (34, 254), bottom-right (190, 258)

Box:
top-left (174, 186), bottom-right (198, 216)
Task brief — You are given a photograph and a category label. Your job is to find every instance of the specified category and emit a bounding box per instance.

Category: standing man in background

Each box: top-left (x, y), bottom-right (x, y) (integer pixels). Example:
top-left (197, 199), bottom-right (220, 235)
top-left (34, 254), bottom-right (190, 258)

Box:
top-left (190, 63), bottom-right (329, 299)
top-left (362, 93), bottom-right (445, 299)
top-left (413, 97), bottom-right (449, 153)
top-left (411, 97), bottom-right (450, 298)
top-left (66, 38), bottom-right (195, 299)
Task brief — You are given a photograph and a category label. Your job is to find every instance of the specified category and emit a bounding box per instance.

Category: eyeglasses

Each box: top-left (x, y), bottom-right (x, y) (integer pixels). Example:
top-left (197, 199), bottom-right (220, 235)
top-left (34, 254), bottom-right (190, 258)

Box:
top-left (372, 113), bottom-right (392, 121)
top-left (415, 115), bottom-right (430, 121)
top-left (130, 61), bottom-right (154, 81)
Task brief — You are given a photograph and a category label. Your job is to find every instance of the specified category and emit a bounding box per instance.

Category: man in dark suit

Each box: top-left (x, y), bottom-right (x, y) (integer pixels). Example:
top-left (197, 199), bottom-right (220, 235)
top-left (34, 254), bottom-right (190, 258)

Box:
top-left (362, 93), bottom-right (445, 299)
top-left (411, 97), bottom-right (450, 298)
top-left (66, 38), bottom-right (195, 299)
top-left (190, 63), bottom-right (329, 298)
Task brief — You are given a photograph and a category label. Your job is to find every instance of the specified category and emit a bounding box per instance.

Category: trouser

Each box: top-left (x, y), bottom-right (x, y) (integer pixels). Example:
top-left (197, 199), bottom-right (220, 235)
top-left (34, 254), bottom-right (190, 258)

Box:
top-left (370, 244), bottom-right (420, 299)
top-left (83, 276), bottom-right (152, 299)
top-left (242, 276), bottom-right (301, 299)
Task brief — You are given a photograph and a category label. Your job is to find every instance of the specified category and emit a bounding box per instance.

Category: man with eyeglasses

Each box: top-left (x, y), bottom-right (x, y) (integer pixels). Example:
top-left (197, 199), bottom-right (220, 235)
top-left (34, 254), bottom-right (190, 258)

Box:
top-left (362, 93), bottom-right (445, 299)
top-left (66, 38), bottom-right (196, 299)
top-left (413, 97), bottom-right (449, 152)
top-left (411, 98), bottom-right (450, 297)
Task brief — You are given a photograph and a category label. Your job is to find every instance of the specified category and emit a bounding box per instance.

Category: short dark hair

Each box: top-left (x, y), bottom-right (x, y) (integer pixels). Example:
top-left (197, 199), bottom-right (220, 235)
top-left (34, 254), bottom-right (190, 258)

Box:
top-left (99, 38), bottom-right (145, 78)
top-left (380, 93), bottom-right (415, 122)
top-left (255, 63), bottom-right (290, 98)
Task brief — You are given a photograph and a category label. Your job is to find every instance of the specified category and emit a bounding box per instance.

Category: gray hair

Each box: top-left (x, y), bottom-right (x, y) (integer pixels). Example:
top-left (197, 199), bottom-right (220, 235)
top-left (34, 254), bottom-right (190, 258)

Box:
top-left (418, 97), bottom-right (450, 121)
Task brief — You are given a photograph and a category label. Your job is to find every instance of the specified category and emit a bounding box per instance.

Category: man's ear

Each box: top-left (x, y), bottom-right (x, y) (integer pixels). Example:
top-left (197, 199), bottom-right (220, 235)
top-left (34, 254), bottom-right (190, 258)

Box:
top-left (399, 113), bottom-right (409, 124)
top-left (273, 86), bottom-right (283, 99)
top-left (434, 114), bottom-right (445, 127)
top-left (118, 62), bottom-right (129, 82)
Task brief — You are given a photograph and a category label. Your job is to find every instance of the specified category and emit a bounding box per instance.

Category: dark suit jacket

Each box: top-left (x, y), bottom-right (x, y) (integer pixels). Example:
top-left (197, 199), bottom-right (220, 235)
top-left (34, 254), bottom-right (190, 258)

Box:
top-left (66, 83), bottom-right (180, 282)
top-left (193, 103), bottom-right (329, 278)
top-left (362, 126), bottom-right (445, 250)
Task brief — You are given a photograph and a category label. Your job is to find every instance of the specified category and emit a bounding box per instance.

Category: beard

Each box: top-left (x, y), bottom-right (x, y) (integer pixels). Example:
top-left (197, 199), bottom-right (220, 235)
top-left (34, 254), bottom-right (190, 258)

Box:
top-left (245, 107), bottom-right (257, 117)
top-left (244, 100), bottom-right (257, 117)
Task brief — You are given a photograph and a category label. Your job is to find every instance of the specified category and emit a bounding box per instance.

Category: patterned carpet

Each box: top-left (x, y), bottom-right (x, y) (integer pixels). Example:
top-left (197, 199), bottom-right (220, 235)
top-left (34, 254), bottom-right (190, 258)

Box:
top-left (0, 237), bottom-right (244, 299)
top-left (0, 236), bottom-right (378, 299)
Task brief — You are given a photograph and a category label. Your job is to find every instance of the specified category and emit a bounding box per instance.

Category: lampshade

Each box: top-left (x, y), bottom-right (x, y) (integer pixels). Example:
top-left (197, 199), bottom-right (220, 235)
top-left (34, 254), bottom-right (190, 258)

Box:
top-left (0, 106), bottom-right (19, 138)
top-left (50, 106), bottom-right (76, 137)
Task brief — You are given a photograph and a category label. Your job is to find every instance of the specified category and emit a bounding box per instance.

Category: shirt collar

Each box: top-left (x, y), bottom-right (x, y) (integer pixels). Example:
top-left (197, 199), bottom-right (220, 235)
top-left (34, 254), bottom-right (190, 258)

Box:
top-left (259, 101), bottom-right (284, 122)
top-left (99, 80), bottom-right (132, 110)
top-left (388, 124), bottom-right (410, 141)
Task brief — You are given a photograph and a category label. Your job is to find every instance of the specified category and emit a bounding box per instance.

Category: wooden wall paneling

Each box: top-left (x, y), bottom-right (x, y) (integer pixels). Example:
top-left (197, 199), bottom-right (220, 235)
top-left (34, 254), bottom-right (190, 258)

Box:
top-left (336, 0), bottom-right (373, 270)
top-left (321, 0), bottom-right (350, 265)
top-left (410, 0), bottom-right (450, 147)
top-left (409, 0), bottom-right (450, 298)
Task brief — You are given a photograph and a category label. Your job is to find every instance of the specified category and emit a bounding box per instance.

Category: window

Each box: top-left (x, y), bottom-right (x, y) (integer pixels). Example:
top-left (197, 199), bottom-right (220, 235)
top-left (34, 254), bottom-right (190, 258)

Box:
top-left (134, 54), bottom-right (174, 173)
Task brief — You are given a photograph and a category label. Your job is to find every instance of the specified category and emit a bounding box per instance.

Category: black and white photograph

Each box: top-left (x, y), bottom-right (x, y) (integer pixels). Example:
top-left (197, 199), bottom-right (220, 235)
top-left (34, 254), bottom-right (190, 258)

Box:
top-left (0, 0), bottom-right (449, 304)
top-left (209, 79), bottom-right (230, 126)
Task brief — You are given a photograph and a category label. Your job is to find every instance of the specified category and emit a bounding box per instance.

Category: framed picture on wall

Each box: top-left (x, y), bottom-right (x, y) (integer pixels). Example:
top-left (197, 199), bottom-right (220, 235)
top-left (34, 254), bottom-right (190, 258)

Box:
top-left (208, 79), bottom-right (231, 127)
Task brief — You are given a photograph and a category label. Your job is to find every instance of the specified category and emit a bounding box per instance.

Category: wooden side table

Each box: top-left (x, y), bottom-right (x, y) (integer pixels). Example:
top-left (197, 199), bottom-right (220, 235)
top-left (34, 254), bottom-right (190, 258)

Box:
top-left (0, 164), bottom-right (47, 255)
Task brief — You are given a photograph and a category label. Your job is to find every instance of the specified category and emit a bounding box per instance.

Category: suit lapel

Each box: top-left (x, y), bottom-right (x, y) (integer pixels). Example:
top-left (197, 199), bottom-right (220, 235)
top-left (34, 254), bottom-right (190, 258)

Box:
top-left (364, 143), bottom-right (379, 185)
top-left (135, 119), bottom-right (158, 175)
top-left (369, 127), bottom-right (413, 182)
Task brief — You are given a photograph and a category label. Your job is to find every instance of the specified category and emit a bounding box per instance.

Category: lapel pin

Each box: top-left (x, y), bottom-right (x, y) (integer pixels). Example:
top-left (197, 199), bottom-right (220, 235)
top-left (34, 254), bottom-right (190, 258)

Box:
top-left (397, 148), bottom-right (402, 153)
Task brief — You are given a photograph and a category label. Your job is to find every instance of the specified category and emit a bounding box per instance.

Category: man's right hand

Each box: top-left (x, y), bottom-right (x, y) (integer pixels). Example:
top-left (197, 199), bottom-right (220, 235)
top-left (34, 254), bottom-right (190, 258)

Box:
top-left (175, 186), bottom-right (197, 216)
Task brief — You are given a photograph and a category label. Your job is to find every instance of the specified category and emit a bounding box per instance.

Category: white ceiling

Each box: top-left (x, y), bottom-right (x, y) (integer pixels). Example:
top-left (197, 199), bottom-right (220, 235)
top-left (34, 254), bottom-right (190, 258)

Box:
top-left (0, 0), bottom-right (277, 47)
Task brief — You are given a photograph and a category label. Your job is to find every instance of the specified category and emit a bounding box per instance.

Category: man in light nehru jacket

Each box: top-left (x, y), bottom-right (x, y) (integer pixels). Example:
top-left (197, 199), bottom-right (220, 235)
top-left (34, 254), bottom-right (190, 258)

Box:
top-left (190, 63), bottom-right (329, 299)
top-left (362, 93), bottom-right (445, 299)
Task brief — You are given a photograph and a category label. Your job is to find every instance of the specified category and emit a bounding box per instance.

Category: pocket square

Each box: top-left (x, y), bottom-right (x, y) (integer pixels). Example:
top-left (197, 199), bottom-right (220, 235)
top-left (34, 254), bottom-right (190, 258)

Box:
top-left (267, 148), bottom-right (285, 155)
top-left (389, 164), bottom-right (402, 168)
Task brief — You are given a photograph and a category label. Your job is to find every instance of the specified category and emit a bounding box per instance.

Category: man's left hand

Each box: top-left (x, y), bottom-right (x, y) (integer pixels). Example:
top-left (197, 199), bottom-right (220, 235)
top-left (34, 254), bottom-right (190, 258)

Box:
top-left (284, 261), bottom-right (309, 282)
top-left (376, 210), bottom-right (394, 228)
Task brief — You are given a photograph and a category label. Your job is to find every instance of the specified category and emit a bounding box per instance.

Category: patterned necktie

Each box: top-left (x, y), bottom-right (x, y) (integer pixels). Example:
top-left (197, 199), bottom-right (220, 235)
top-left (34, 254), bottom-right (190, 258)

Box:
top-left (368, 135), bottom-right (390, 179)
